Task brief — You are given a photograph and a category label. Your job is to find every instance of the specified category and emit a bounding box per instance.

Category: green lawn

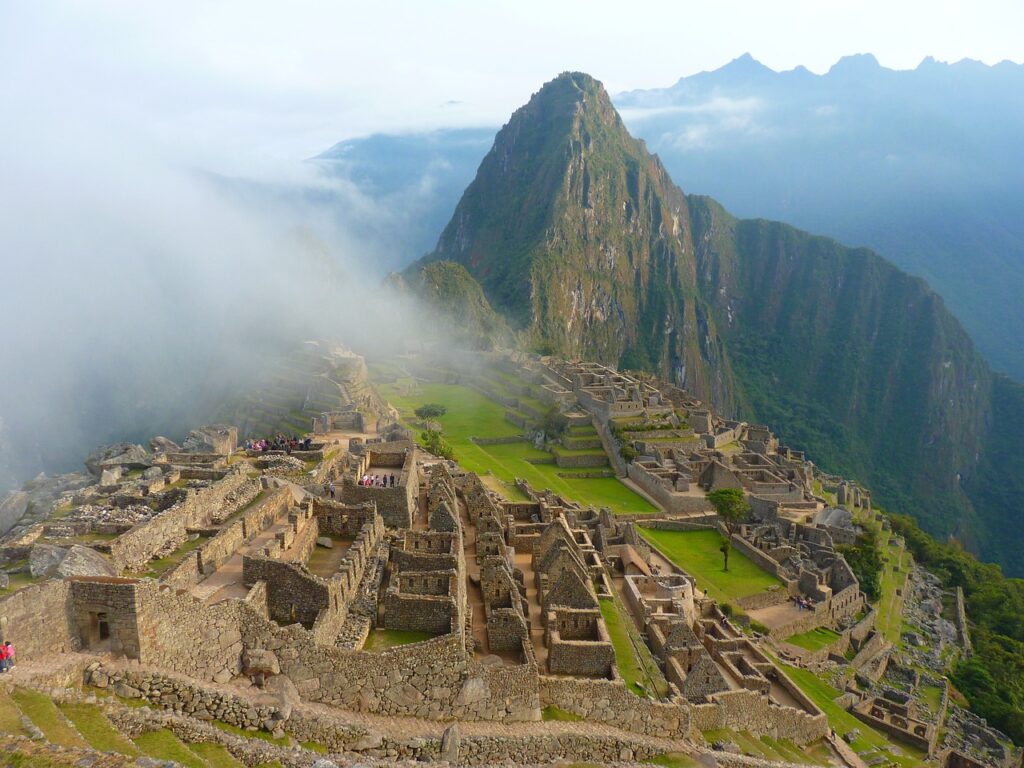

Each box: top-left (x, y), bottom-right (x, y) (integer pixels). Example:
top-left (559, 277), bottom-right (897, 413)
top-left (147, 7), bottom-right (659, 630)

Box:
top-left (777, 662), bottom-right (924, 767)
top-left (59, 702), bottom-right (138, 754)
top-left (134, 729), bottom-right (208, 768)
top-left (785, 627), bottom-right (843, 652)
top-left (189, 741), bottom-right (246, 767)
top-left (377, 380), bottom-right (657, 515)
top-left (362, 628), bottom-right (435, 651)
top-left (599, 597), bottom-right (669, 697)
top-left (10, 688), bottom-right (86, 748)
top-left (638, 528), bottom-right (782, 605)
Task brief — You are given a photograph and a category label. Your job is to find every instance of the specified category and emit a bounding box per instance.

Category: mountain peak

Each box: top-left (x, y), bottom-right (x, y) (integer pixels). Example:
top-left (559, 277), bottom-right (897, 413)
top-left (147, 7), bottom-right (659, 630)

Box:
top-left (720, 52), bottom-right (772, 74)
top-left (828, 53), bottom-right (882, 76)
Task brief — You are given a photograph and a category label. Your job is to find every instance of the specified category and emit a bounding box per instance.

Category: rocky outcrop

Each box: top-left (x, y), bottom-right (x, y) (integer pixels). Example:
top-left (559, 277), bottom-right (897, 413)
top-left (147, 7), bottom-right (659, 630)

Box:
top-left (181, 425), bottom-right (237, 454)
top-left (29, 543), bottom-right (116, 578)
top-left (0, 490), bottom-right (29, 535)
top-left (84, 443), bottom-right (149, 476)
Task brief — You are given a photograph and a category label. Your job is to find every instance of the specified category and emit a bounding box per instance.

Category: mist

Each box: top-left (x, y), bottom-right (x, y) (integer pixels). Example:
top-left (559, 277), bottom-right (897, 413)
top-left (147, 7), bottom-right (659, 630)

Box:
top-left (0, 22), bottom-right (438, 493)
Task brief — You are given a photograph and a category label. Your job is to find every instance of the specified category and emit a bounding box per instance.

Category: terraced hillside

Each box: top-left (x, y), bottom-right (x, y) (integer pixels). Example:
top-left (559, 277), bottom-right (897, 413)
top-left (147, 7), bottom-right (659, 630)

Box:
top-left (211, 342), bottom-right (386, 439)
top-left (371, 361), bottom-right (657, 515)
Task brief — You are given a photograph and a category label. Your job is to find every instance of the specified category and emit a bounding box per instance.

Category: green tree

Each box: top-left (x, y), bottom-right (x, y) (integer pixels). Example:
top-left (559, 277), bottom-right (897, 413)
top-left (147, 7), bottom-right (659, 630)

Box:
top-left (541, 406), bottom-right (569, 440)
top-left (415, 403), bottom-right (448, 420)
top-left (837, 528), bottom-right (883, 600)
top-left (420, 429), bottom-right (454, 460)
top-left (707, 487), bottom-right (751, 533)
top-left (707, 488), bottom-right (750, 572)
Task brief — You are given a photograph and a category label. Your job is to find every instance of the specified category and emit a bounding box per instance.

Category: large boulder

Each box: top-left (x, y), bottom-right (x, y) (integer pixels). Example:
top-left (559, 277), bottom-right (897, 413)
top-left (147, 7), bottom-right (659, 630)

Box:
top-left (149, 436), bottom-right (180, 454)
top-left (84, 443), bottom-right (149, 476)
top-left (440, 723), bottom-right (460, 764)
top-left (56, 545), bottom-right (117, 578)
top-left (0, 491), bottom-right (29, 536)
top-left (30, 543), bottom-right (69, 577)
top-left (242, 648), bottom-right (280, 677)
top-left (181, 425), bottom-right (237, 454)
top-left (99, 467), bottom-right (122, 487)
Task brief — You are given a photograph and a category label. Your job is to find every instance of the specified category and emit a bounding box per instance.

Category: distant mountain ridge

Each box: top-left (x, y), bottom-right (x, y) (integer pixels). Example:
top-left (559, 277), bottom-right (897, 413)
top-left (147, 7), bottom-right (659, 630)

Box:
top-left (415, 71), bottom-right (1024, 576)
top-left (318, 54), bottom-right (1024, 380)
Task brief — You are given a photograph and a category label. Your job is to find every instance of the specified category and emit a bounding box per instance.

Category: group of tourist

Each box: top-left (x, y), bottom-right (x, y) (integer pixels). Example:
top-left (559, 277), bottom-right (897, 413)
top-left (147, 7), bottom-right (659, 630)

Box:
top-left (244, 435), bottom-right (313, 454)
top-left (0, 642), bottom-right (15, 672)
top-left (793, 595), bottom-right (816, 611)
top-left (359, 473), bottom-right (396, 488)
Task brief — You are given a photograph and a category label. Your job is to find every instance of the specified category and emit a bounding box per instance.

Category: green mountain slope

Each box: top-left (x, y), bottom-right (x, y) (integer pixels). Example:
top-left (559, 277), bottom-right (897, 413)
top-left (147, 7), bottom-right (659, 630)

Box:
top-left (688, 198), bottom-right (990, 549)
top-left (391, 261), bottom-right (512, 350)
top-left (422, 71), bottom-right (1024, 575)
top-left (425, 72), bottom-right (737, 412)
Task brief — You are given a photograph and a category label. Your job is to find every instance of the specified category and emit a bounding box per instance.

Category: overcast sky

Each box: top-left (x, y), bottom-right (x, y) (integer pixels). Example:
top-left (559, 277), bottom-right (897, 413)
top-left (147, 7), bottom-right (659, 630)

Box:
top-left (3, 0), bottom-right (1022, 176)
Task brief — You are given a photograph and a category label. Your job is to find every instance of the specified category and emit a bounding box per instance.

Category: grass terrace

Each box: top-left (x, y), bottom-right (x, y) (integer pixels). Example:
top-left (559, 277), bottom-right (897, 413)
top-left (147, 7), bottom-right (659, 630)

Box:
top-left (10, 688), bottom-right (86, 747)
top-left (376, 380), bottom-right (657, 515)
top-left (541, 706), bottom-right (583, 722)
top-left (362, 628), bottom-right (435, 651)
top-left (134, 534), bottom-right (209, 579)
top-left (599, 597), bottom-right (669, 697)
top-left (778, 661), bottom-right (924, 767)
top-left (701, 728), bottom-right (831, 765)
top-left (644, 753), bottom-right (700, 768)
top-left (638, 528), bottom-right (782, 605)
top-left (59, 701), bottom-right (138, 755)
top-left (785, 626), bottom-right (843, 652)
top-left (134, 729), bottom-right (208, 768)
top-left (189, 742), bottom-right (246, 767)
top-left (0, 570), bottom-right (40, 596)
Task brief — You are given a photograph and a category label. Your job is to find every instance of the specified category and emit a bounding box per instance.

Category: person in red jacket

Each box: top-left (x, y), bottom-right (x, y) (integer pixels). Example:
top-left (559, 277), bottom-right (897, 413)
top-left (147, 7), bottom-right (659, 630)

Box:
top-left (4, 642), bottom-right (13, 670)
top-left (0, 643), bottom-right (8, 673)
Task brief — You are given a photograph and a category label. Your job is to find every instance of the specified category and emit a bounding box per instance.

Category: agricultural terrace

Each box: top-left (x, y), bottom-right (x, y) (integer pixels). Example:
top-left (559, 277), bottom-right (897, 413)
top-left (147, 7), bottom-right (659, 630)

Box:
top-left (638, 528), bottom-right (782, 606)
top-left (375, 379), bottom-right (657, 515)
top-left (853, 507), bottom-right (911, 643)
top-left (778, 662), bottom-right (925, 767)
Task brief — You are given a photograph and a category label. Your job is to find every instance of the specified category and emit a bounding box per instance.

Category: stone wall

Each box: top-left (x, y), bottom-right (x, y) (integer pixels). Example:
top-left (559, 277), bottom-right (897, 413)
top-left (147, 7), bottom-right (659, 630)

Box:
top-left (310, 498), bottom-right (376, 536)
top-left (69, 578), bottom-right (143, 657)
top-left (109, 473), bottom-right (257, 572)
top-left (383, 586), bottom-right (458, 635)
top-left (627, 464), bottom-right (713, 514)
top-left (243, 555), bottom-right (334, 630)
top-left (553, 450), bottom-right (610, 469)
top-left (135, 583), bottom-right (245, 682)
top-left (339, 465), bottom-right (417, 529)
top-left (642, 516), bottom-right (719, 531)
top-left (240, 619), bottom-right (539, 721)
top-left (86, 663), bottom-right (285, 733)
top-left (0, 579), bottom-right (78, 659)
top-left (539, 675), bottom-right (691, 738)
top-left (691, 688), bottom-right (828, 745)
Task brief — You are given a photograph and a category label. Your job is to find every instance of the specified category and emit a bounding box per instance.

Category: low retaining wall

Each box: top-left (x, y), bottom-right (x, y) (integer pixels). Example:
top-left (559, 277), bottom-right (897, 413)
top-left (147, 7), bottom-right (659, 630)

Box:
top-left (691, 688), bottom-right (827, 745)
top-left (539, 676), bottom-right (690, 738)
